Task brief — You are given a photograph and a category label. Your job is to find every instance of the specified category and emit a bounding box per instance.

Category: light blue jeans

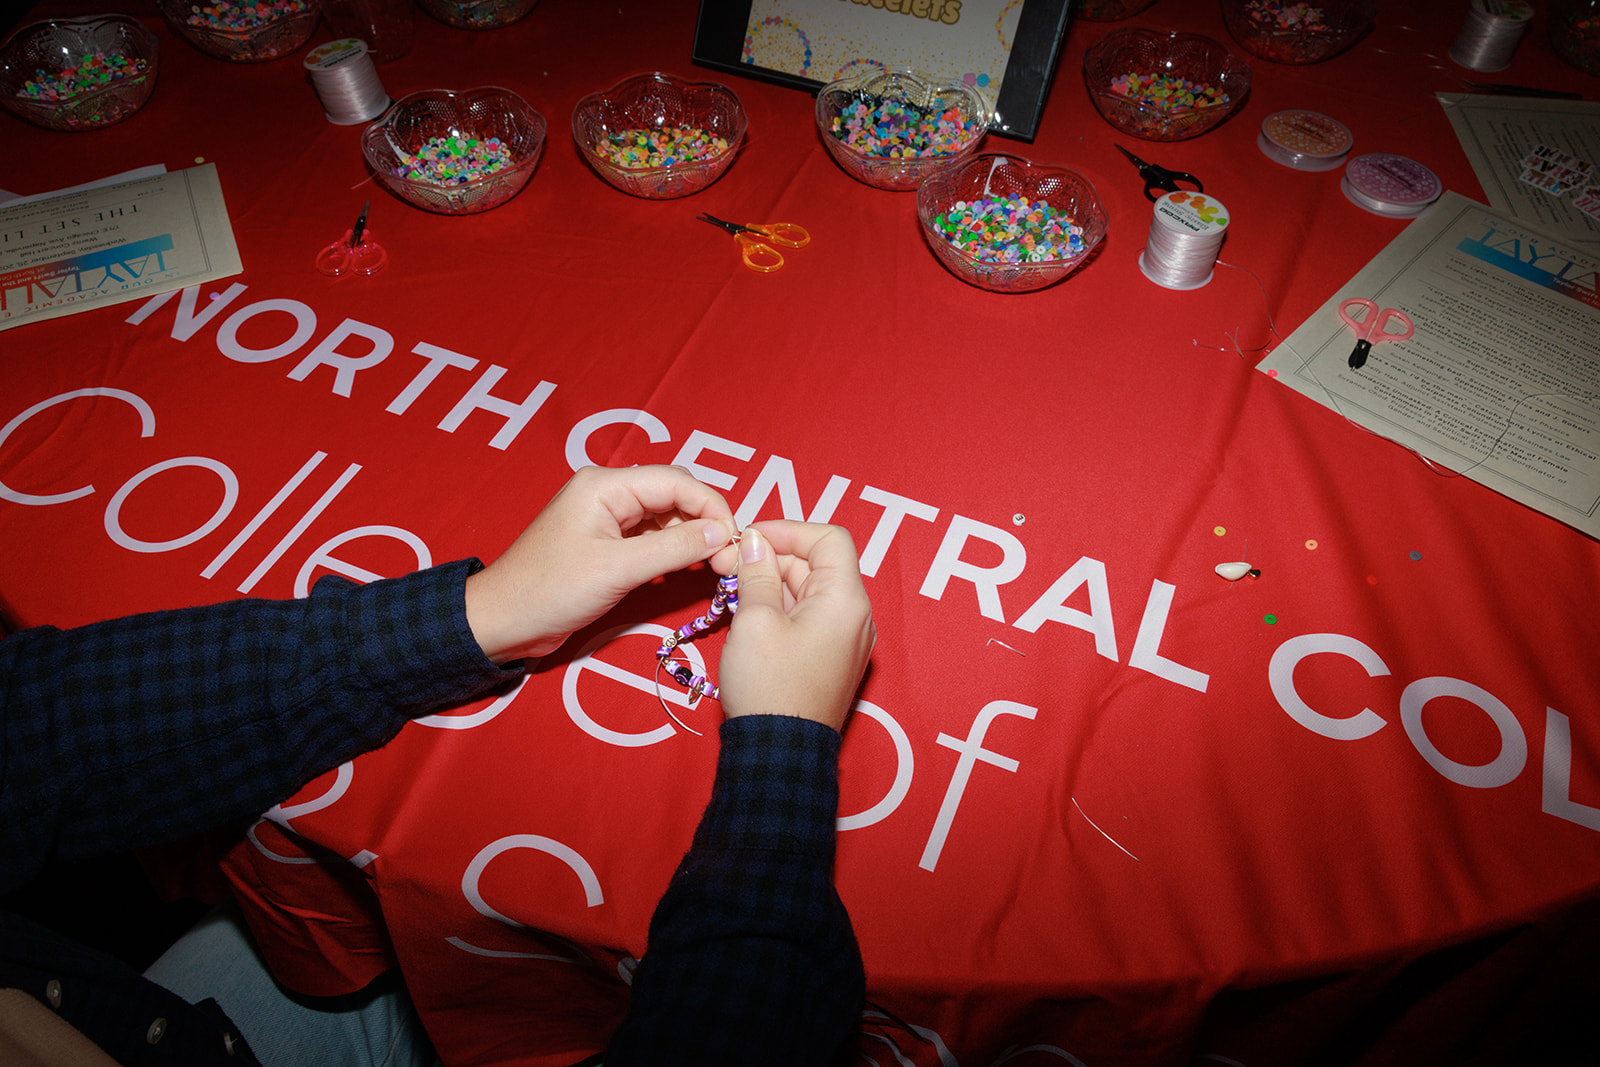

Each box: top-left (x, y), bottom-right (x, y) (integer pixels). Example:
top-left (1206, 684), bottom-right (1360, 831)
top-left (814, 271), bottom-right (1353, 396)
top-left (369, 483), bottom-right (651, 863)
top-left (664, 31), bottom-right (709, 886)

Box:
top-left (144, 898), bottom-right (438, 1067)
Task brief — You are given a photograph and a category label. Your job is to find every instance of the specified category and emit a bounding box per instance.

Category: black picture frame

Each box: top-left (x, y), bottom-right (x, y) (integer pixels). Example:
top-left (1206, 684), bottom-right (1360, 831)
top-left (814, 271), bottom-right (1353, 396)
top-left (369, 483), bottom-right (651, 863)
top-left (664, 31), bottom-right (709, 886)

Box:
top-left (690, 0), bottom-right (1074, 142)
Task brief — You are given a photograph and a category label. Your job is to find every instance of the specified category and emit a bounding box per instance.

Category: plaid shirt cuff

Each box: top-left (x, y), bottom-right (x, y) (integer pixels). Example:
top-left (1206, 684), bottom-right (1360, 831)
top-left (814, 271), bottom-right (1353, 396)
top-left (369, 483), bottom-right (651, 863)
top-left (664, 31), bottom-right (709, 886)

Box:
top-left (339, 557), bottom-right (522, 712)
top-left (690, 716), bottom-right (843, 862)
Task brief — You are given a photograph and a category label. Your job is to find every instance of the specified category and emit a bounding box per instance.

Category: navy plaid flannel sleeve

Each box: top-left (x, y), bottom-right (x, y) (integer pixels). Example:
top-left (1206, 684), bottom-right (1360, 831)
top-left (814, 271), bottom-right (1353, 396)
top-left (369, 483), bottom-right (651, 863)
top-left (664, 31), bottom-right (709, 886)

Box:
top-left (605, 714), bottom-right (864, 1066)
top-left (0, 559), bottom-right (520, 893)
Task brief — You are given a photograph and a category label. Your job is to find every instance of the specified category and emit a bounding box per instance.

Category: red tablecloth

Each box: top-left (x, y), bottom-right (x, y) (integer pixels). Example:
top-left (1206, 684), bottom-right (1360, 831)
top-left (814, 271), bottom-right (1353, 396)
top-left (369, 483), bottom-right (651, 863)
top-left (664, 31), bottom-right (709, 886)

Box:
top-left (4, 1), bottom-right (1599, 1063)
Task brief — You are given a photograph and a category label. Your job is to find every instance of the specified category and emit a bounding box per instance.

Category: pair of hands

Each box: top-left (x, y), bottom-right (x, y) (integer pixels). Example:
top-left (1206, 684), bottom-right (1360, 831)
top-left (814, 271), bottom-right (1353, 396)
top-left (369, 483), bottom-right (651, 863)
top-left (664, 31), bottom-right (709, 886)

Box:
top-left (463, 465), bottom-right (874, 731)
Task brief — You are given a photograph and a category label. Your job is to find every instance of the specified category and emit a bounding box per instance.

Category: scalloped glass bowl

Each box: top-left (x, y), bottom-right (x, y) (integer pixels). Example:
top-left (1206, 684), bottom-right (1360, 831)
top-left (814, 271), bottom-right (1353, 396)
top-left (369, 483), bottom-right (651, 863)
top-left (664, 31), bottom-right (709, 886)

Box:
top-left (572, 72), bottom-right (747, 199)
top-left (1551, 0), bottom-right (1600, 76)
top-left (157, 0), bottom-right (320, 62)
top-left (362, 87), bottom-right (547, 214)
top-left (1220, 0), bottom-right (1375, 64)
top-left (416, 0), bottom-right (538, 30)
top-left (814, 68), bottom-right (991, 191)
top-left (0, 15), bottom-right (158, 131)
top-left (1083, 28), bottom-right (1251, 141)
top-left (916, 154), bottom-right (1108, 293)
top-left (1080, 0), bottom-right (1159, 20)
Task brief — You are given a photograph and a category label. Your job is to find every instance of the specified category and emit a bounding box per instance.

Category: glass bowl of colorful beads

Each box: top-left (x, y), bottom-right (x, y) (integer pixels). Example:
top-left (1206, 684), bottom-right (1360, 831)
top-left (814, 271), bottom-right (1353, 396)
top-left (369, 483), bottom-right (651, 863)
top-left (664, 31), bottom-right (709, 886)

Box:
top-left (1550, 0), bottom-right (1600, 76)
top-left (415, 0), bottom-right (538, 30)
top-left (572, 72), bottom-right (748, 199)
top-left (156, 0), bottom-right (320, 63)
top-left (915, 154), bottom-right (1108, 294)
top-left (0, 15), bottom-right (158, 131)
top-left (814, 67), bottom-right (991, 191)
top-left (362, 86), bottom-right (547, 215)
top-left (1082, 28), bottom-right (1251, 142)
top-left (1220, 0), bottom-right (1375, 64)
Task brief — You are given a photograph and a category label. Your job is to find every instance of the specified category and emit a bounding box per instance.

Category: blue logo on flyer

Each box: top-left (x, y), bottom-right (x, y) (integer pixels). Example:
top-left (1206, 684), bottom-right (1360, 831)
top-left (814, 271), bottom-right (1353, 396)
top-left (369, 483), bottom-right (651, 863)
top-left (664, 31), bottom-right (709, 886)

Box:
top-left (1, 233), bottom-right (177, 315)
top-left (1457, 224), bottom-right (1600, 311)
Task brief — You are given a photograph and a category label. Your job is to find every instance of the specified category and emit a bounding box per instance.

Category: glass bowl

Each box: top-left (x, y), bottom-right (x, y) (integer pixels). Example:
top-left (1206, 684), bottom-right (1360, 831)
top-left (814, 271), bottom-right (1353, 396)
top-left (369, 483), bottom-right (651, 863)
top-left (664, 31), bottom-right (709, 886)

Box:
top-left (572, 72), bottom-right (747, 199)
top-left (1080, 0), bottom-right (1159, 20)
top-left (1220, 0), bottom-right (1375, 64)
top-left (1549, 0), bottom-right (1600, 75)
top-left (362, 87), bottom-right (547, 214)
top-left (0, 15), bottom-right (158, 131)
top-left (416, 0), bottom-right (538, 30)
top-left (1083, 28), bottom-right (1251, 142)
top-left (157, 0), bottom-right (320, 62)
top-left (814, 67), bottom-right (991, 191)
top-left (916, 154), bottom-right (1108, 294)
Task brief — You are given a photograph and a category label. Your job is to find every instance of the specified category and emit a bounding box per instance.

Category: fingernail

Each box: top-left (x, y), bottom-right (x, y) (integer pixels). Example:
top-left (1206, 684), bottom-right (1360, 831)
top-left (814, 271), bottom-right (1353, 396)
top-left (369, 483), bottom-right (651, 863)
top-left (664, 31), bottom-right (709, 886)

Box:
top-left (703, 520), bottom-right (732, 550)
top-left (741, 527), bottom-right (766, 564)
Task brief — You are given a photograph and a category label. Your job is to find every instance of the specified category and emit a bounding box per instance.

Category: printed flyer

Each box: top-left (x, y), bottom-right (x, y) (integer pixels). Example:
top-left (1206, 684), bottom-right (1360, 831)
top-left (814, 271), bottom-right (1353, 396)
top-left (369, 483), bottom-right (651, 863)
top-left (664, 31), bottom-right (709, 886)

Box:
top-left (1439, 93), bottom-right (1600, 248)
top-left (0, 164), bottom-right (242, 332)
top-left (1259, 191), bottom-right (1600, 538)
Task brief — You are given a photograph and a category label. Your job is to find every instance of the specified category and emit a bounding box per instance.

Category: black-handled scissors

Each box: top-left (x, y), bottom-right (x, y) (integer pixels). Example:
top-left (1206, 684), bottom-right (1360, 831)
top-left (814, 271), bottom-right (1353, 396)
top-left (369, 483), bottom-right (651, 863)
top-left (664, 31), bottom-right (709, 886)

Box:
top-left (1116, 145), bottom-right (1203, 202)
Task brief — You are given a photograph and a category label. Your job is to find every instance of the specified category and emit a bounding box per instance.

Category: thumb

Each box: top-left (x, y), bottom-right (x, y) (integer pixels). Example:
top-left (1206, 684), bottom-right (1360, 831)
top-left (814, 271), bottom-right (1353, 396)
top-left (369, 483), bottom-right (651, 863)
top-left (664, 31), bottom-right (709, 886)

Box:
top-left (732, 527), bottom-right (784, 613)
top-left (614, 517), bottom-right (734, 587)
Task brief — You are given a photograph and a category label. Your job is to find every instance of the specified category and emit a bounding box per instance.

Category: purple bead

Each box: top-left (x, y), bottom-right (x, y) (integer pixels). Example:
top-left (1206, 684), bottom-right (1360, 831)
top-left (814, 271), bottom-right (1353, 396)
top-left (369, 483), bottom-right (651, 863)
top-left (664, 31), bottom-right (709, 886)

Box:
top-left (657, 571), bottom-right (740, 708)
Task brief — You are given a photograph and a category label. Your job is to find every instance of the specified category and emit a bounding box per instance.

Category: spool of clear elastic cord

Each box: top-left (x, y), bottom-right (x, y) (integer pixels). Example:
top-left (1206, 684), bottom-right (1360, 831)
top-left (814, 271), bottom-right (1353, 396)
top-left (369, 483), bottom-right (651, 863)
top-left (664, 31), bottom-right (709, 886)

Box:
top-left (304, 38), bottom-right (390, 126)
top-left (1258, 109), bottom-right (1353, 172)
top-left (1341, 153), bottom-right (1442, 218)
top-left (1139, 191), bottom-right (1230, 291)
top-left (1450, 0), bottom-right (1534, 72)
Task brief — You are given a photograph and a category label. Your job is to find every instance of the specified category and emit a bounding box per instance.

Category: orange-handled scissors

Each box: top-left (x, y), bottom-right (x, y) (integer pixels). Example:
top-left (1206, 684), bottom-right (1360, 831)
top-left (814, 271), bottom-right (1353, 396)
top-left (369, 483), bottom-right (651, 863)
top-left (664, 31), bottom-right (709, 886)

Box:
top-left (696, 213), bottom-right (810, 273)
top-left (316, 201), bottom-right (388, 277)
top-left (1338, 297), bottom-right (1413, 369)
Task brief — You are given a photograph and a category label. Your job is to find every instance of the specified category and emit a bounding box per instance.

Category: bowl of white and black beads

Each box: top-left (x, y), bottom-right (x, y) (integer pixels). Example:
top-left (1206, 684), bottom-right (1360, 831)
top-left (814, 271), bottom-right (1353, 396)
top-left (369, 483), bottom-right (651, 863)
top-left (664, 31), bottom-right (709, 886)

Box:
top-left (362, 86), bottom-right (547, 214)
top-left (916, 154), bottom-right (1108, 293)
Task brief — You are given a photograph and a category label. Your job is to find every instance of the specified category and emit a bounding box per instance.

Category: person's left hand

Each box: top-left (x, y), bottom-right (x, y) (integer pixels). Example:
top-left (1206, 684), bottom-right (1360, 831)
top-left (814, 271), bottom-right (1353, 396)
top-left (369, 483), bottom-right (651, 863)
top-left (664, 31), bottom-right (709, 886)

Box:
top-left (464, 465), bottom-right (737, 664)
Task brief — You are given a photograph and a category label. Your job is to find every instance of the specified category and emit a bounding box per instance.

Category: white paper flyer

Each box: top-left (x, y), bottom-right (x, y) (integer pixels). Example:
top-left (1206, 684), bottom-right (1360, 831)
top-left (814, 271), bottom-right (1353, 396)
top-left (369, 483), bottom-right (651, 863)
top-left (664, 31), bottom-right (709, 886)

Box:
top-left (1259, 191), bottom-right (1600, 538)
top-left (0, 163), bottom-right (242, 332)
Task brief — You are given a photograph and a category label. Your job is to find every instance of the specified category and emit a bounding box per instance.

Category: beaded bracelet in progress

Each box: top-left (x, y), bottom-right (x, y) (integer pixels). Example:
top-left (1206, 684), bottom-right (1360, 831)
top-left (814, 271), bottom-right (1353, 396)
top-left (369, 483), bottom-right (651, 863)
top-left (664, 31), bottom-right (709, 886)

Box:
top-left (654, 572), bottom-right (738, 735)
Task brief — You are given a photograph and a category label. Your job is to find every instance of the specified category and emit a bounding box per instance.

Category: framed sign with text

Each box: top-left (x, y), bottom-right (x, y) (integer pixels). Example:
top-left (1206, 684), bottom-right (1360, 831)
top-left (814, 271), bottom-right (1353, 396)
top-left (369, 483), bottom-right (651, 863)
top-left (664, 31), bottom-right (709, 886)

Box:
top-left (691, 0), bottom-right (1074, 141)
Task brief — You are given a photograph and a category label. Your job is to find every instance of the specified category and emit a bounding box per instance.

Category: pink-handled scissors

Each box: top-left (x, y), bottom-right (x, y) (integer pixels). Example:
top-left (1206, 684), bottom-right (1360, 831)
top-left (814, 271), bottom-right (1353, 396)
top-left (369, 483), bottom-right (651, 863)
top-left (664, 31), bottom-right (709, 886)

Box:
top-left (1338, 297), bottom-right (1413, 369)
top-left (315, 201), bottom-right (388, 277)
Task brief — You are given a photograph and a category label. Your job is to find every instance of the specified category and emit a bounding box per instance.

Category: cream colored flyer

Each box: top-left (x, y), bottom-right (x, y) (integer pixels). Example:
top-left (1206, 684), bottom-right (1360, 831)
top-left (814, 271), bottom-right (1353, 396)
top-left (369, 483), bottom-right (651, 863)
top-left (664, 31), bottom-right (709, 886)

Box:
top-left (743, 0), bottom-right (1020, 101)
top-left (1258, 191), bottom-right (1600, 538)
top-left (0, 163), bottom-right (242, 332)
top-left (1438, 93), bottom-right (1600, 248)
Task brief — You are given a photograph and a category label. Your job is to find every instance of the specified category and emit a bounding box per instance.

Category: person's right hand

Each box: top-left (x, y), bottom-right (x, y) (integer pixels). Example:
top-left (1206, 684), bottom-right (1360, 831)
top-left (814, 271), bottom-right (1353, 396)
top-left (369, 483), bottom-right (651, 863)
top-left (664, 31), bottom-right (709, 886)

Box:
top-left (717, 522), bottom-right (875, 732)
top-left (464, 465), bottom-right (735, 665)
